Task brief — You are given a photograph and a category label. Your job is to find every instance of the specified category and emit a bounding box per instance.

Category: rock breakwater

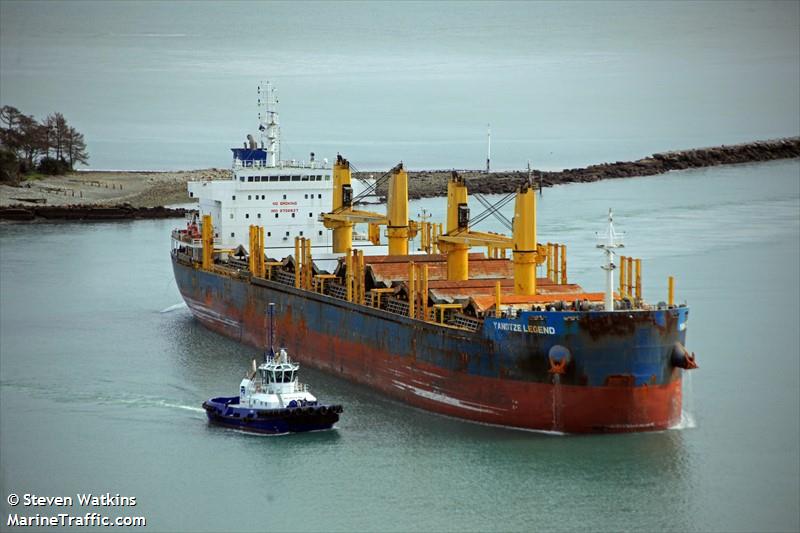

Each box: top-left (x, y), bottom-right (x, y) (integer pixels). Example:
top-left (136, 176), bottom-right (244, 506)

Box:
top-left (357, 138), bottom-right (800, 199)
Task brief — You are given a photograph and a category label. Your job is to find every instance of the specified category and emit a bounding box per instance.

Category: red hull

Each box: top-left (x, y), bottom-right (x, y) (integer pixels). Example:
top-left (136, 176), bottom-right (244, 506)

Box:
top-left (188, 296), bottom-right (682, 433)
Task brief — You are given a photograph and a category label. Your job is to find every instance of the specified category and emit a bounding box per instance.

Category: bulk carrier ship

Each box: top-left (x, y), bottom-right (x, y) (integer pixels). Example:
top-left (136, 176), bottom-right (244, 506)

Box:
top-left (171, 82), bottom-right (697, 433)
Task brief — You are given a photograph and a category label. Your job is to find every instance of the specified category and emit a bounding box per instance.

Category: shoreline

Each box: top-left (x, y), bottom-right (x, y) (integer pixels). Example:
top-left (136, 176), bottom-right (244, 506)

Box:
top-left (1, 137), bottom-right (797, 221)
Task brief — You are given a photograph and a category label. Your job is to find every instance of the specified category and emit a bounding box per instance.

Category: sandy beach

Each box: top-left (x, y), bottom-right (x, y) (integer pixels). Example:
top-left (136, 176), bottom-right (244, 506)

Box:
top-left (0, 168), bottom-right (230, 208)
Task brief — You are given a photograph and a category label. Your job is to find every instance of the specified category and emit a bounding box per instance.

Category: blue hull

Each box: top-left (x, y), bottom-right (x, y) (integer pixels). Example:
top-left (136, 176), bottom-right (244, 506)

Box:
top-left (202, 397), bottom-right (341, 434)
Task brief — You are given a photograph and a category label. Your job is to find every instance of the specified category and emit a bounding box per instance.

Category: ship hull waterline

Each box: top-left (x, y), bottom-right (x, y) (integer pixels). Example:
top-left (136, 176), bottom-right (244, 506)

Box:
top-left (173, 256), bottom-right (687, 434)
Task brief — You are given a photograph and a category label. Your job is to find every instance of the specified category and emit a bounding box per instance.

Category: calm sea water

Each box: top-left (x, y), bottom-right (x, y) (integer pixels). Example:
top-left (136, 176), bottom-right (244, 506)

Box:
top-left (1, 1), bottom-right (798, 171)
top-left (1, 160), bottom-right (798, 532)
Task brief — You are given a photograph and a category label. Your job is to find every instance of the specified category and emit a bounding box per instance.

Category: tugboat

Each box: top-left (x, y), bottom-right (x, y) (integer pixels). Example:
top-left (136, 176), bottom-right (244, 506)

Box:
top-left (202, 303), bottom-right (343, 434)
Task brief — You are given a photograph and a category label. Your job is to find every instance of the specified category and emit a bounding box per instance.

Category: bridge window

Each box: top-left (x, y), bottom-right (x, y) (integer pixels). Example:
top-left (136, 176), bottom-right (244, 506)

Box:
top-left (301, 175), bottom-right (309, 181)
top-left (240, 177), bottom-right (244, 182)
top-left (279, 175), bottom-right (289, 182)
top-left (323, 175), bottom-right (329, 181)
top-left (270, 176), bottom-right (278, 182)
top-left (248, 176), bottom-right (253, 182)
top-left (291, 176), bottom-right (301, 182)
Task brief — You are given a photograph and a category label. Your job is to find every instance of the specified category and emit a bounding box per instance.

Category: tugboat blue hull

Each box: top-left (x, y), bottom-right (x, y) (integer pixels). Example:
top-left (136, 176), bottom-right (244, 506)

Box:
top-left (202, 397), bottom-right (341, 434)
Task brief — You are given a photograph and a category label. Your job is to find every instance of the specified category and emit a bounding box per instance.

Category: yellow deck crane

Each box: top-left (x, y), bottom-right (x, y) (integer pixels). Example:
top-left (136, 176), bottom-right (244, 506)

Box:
top-left (436, 172), bottom-right (548, 295)
top-left (321, 155), bottom-right (417, 254)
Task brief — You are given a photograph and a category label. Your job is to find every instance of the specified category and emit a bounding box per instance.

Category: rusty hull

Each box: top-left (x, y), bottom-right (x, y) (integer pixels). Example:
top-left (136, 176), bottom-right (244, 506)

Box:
top-left (173, 255), bottom-right (689, 433)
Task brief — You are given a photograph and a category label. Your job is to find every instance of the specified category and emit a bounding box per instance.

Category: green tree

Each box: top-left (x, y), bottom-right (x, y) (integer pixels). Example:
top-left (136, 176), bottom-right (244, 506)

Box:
top-left (65, 126), bottom-right (88, 170)
top-left (46, 112), bottom-right (68, 161)
top-left (0, 105), bottom-right (88, 175)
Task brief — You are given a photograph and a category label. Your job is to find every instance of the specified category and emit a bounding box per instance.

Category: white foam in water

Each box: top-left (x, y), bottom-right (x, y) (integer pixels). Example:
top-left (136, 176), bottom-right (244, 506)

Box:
top-left (670, 371), bottom-right (698, 430)
top-left (160, 302), bottom-right (188, 313)
top-left (109, 395), bottom-right (204, 413)
top-left (672, 411), bottom-right (698, 430)
top-left (159, 401), bottom-right (205, 414)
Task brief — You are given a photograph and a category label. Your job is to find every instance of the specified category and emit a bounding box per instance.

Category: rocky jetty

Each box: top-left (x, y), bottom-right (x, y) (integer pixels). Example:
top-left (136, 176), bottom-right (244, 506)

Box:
top-left (357, 137), bottom-right (800, 199)
top-left (0, 204), bottom-right (186, 222)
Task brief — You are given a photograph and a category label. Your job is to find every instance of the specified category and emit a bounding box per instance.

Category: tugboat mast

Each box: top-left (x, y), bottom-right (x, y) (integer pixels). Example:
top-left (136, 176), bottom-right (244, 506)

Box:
top-left (597, 209), bottom-right (624, 311)
top-left (267, 302), bottom-right (276, 361)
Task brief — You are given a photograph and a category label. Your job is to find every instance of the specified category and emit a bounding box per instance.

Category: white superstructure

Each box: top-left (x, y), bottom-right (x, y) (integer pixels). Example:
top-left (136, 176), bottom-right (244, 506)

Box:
top-left (238, 349), bottom-right (317, 409)
top-left (188, 81), bottom-right (376, 252)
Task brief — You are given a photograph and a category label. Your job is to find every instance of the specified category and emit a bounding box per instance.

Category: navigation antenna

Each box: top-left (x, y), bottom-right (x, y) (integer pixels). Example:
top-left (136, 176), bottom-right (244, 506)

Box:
top-left (266, 303), bottom-right (276, 361)
top-left (257, 81), bottom-right (280, 167)
top-left (527, 160), bottom-right (532, 187)
top-left (596, 209), bottom-right (624, 311)
top-left (486, 124), bottom-right (491, 173)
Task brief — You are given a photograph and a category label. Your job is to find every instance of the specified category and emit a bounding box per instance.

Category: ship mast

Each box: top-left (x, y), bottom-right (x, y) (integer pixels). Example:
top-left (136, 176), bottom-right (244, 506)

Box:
top-left (257, 81), bottom-right (280, 167)
top-left (597, 209), bottom-right (624, 311)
